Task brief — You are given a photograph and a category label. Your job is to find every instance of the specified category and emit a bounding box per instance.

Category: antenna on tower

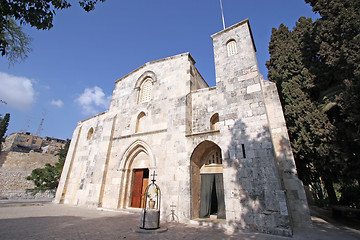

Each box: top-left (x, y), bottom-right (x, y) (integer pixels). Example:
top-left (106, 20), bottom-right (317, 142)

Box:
top-left (36, 110), bottom-right (47, 136)
top-left (220, 0), bottom-right (226, 30)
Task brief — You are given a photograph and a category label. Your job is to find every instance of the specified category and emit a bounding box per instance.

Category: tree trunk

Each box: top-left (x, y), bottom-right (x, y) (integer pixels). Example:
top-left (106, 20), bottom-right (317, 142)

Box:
top-left (323, 178), bottom-right (337, 205)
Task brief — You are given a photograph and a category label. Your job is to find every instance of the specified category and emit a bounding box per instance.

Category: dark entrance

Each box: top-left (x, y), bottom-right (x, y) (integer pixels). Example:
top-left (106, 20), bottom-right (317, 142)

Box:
top-left (131, 168), bottom-right (149, 208)
top-left (199, 173), bottom-right (226, 219)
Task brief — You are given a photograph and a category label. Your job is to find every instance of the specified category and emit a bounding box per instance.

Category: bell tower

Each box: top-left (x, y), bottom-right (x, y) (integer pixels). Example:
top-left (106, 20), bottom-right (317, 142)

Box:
top-left (211, 19), bottom-right (259, 86)
top-left (210, 19), bottom-right (312, 232)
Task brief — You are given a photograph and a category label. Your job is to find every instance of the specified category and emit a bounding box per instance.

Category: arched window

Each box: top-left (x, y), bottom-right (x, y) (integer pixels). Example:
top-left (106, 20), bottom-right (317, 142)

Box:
top-left (205, 149), bottom-right (222, 165)
top-left (138, 78), bottom-right (152, 103)
top-left (136, 112), bottom-right (146, 133)
top-left (87, 127), bottom-right (94, 140)
top-left (226, 39), bottom-right (237, 56)
top-left (210, 113), bottom-right (219, 131)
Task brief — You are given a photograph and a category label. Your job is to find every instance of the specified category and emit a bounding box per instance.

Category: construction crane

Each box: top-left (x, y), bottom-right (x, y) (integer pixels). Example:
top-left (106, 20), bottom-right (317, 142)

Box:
top-left (36, 110), bottom-right (47, 136)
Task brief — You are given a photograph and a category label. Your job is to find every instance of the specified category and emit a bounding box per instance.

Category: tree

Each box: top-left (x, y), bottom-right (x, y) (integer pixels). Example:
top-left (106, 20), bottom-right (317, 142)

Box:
top-left (0, 0), bottom-right (105, 64)
top-left (0, 113), bottom-right (10, 151)
top-left (27, 139), bottom-right (70, 190)
top-left (267, 0), bottom-right (360, 205)
top-left (266, 18), bottom-right (340, 204)
top-left (304, 0), bottom-right (360, 184)
top-left (0, 18), bottom-right (32, 65)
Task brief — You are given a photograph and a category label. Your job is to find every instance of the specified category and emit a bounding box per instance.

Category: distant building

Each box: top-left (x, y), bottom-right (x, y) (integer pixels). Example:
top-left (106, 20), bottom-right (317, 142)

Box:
top-left (42, 137), bottom-right (67, 155)
top-left (2, 132), bottom-right (65, 154)
top-left (0, 133), bottom-right (65, 199)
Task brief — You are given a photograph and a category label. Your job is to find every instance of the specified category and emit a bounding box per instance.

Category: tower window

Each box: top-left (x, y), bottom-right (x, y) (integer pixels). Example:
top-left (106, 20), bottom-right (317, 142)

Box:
top-left (227, 40), bottom-right (237, 56)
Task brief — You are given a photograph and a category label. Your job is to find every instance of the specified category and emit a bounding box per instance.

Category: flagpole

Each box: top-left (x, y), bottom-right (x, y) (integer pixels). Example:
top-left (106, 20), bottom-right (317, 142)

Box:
top-left (220, 0), bottom-right (226, 30)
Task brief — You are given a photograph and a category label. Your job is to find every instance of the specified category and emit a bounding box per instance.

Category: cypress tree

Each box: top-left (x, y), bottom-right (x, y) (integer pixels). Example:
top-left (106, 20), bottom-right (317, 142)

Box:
top-left (267, 0), bottom-right (360, 205)
top-left (0, 113), bottom-right (10, 151)
top-left (305, 0), bottom-right (360, 184)
top-left (267, 17), bottom-right (340, 204)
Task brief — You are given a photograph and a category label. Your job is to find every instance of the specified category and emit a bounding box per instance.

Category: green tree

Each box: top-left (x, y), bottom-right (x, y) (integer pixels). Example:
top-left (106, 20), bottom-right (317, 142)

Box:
top-left (0, 0), bottom-right (105, 64)
top-left (0, 18), bottom-right (32, 65)
top-left (267, 0), bottom-right (360, 205)
top-left (304, 0), bottom-right (360, 184)
top-left (27, 139), bottom-right (70, 190)
top-left (0, 113), bottom-right (10, 151)
top-left (266, 18), bottom-right (340, 204)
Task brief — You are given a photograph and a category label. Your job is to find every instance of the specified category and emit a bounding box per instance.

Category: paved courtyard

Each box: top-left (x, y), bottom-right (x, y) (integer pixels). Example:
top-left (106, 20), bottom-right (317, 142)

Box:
top-left (0, 200), bottom-right (359, 240)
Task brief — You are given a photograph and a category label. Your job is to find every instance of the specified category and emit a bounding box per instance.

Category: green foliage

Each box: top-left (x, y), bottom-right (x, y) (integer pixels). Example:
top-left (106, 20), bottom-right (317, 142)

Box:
top-left (267, 0), bottom-right (360, 204)
top-left (304, 0), bottom-right (360, 184)
top-left (266, 17), bottom-right (338, 185)
top-left (27, 139), bottom-right (70, 190)
top-left (26, 163), bottom-right (60, 190)
top-left (339, 182), bottom-right (360, 208)
top-left (0, 113), bottom-right (10, 151)
top-left (0, 0), bottom-right (105, 64)
top-left (0, 18), bottom-right (32, 65)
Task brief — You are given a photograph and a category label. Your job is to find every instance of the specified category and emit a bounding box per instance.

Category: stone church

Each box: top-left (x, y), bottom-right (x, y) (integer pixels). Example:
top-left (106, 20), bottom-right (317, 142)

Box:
top-left (55, 19), bottom-right (311, 236)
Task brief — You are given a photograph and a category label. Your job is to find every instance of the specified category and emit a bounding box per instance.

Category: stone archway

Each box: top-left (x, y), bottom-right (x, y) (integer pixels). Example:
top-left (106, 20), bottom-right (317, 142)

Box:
top-left (190, 140), bottom-right (225, 219)
top-left (117, 140), bottom-right (155, 209)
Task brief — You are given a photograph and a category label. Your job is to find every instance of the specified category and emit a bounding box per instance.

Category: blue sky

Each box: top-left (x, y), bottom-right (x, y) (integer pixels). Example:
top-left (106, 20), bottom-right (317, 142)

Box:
top-left (0, 0), bottom-right (318, 140)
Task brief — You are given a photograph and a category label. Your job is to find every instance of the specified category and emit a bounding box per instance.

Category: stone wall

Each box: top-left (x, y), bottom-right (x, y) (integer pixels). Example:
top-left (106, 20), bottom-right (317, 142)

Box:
top-left (191, 87), bottom-right (218, 133)
top-left (261, 79), bottom-right (312, 227)
top-left (0, 151), bottom-right (59, 199)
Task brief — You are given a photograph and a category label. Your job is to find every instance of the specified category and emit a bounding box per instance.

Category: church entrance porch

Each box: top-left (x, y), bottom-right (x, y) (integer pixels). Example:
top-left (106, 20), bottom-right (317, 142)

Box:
top-left (191, 141), bottom-right (226, 220)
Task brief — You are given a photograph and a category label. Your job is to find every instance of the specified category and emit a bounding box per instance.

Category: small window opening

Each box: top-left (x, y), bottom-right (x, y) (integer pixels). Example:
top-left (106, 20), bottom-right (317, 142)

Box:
top-left (136, 112), bottom-right (146, 133)
top-left (210, 113), bottom-right (219, 131)
top-left (227, 40), bottom-right (237, 56)
top-left (87, 128), bottom-right (94, 140)
top-left (241, 144), bottom-right (246, 158)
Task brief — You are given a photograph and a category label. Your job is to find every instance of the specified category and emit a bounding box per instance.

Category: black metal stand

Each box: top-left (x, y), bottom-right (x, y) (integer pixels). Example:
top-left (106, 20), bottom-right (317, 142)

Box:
top-left (139, 171), bottom-right (162, 230)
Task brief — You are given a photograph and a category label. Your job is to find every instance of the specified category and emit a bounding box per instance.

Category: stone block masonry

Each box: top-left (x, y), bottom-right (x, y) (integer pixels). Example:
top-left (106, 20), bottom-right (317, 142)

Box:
top-left (0, 151), bottom-right (58, 199)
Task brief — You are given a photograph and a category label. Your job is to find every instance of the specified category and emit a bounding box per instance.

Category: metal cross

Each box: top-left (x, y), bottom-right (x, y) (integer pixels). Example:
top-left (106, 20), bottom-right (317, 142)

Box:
top-left (151, 171), bottom-right (157, 184)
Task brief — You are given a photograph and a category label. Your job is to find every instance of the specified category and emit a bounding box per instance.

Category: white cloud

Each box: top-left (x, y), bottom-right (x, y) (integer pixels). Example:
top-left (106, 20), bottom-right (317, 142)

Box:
top-left (0, 72), bottom-right (36, 110)
top-left (75, 86), bottom-right (111, 115)
top-left (51, 99), bottom-right (64, 108)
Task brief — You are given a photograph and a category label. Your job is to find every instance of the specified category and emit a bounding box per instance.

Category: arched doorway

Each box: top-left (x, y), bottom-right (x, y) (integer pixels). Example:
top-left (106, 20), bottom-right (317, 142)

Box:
top-left (190, 141), bottom-right (226, 219)
top-left (130, 151), bottom-right (150, 208)
top-left (117, 140), bottom-right (154, 209)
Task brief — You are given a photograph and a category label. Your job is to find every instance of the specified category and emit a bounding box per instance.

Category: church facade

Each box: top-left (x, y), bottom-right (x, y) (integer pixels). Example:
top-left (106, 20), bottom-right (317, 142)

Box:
top-left (55, 19), bottom-right (311, 236)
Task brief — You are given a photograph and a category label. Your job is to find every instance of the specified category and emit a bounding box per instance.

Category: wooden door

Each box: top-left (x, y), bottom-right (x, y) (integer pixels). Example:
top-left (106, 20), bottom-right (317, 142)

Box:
top-left (131, 169), bottom-right (144, 208)
top-left (131, 169), bottom-right (149, 208)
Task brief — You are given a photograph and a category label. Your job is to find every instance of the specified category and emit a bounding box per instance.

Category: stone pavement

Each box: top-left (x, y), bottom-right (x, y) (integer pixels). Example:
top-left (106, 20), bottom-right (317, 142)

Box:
top-left (0, 200), bottom-right (359, 240)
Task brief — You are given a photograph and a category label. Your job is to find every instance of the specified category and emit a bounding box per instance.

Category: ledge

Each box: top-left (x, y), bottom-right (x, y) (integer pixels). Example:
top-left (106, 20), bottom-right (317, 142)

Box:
top-left (185, 130), bottom-right (220, 137)
top-left (190, 86), bottom-right (216, 94)
top-left (113, 129), bottom-right (167, 140)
